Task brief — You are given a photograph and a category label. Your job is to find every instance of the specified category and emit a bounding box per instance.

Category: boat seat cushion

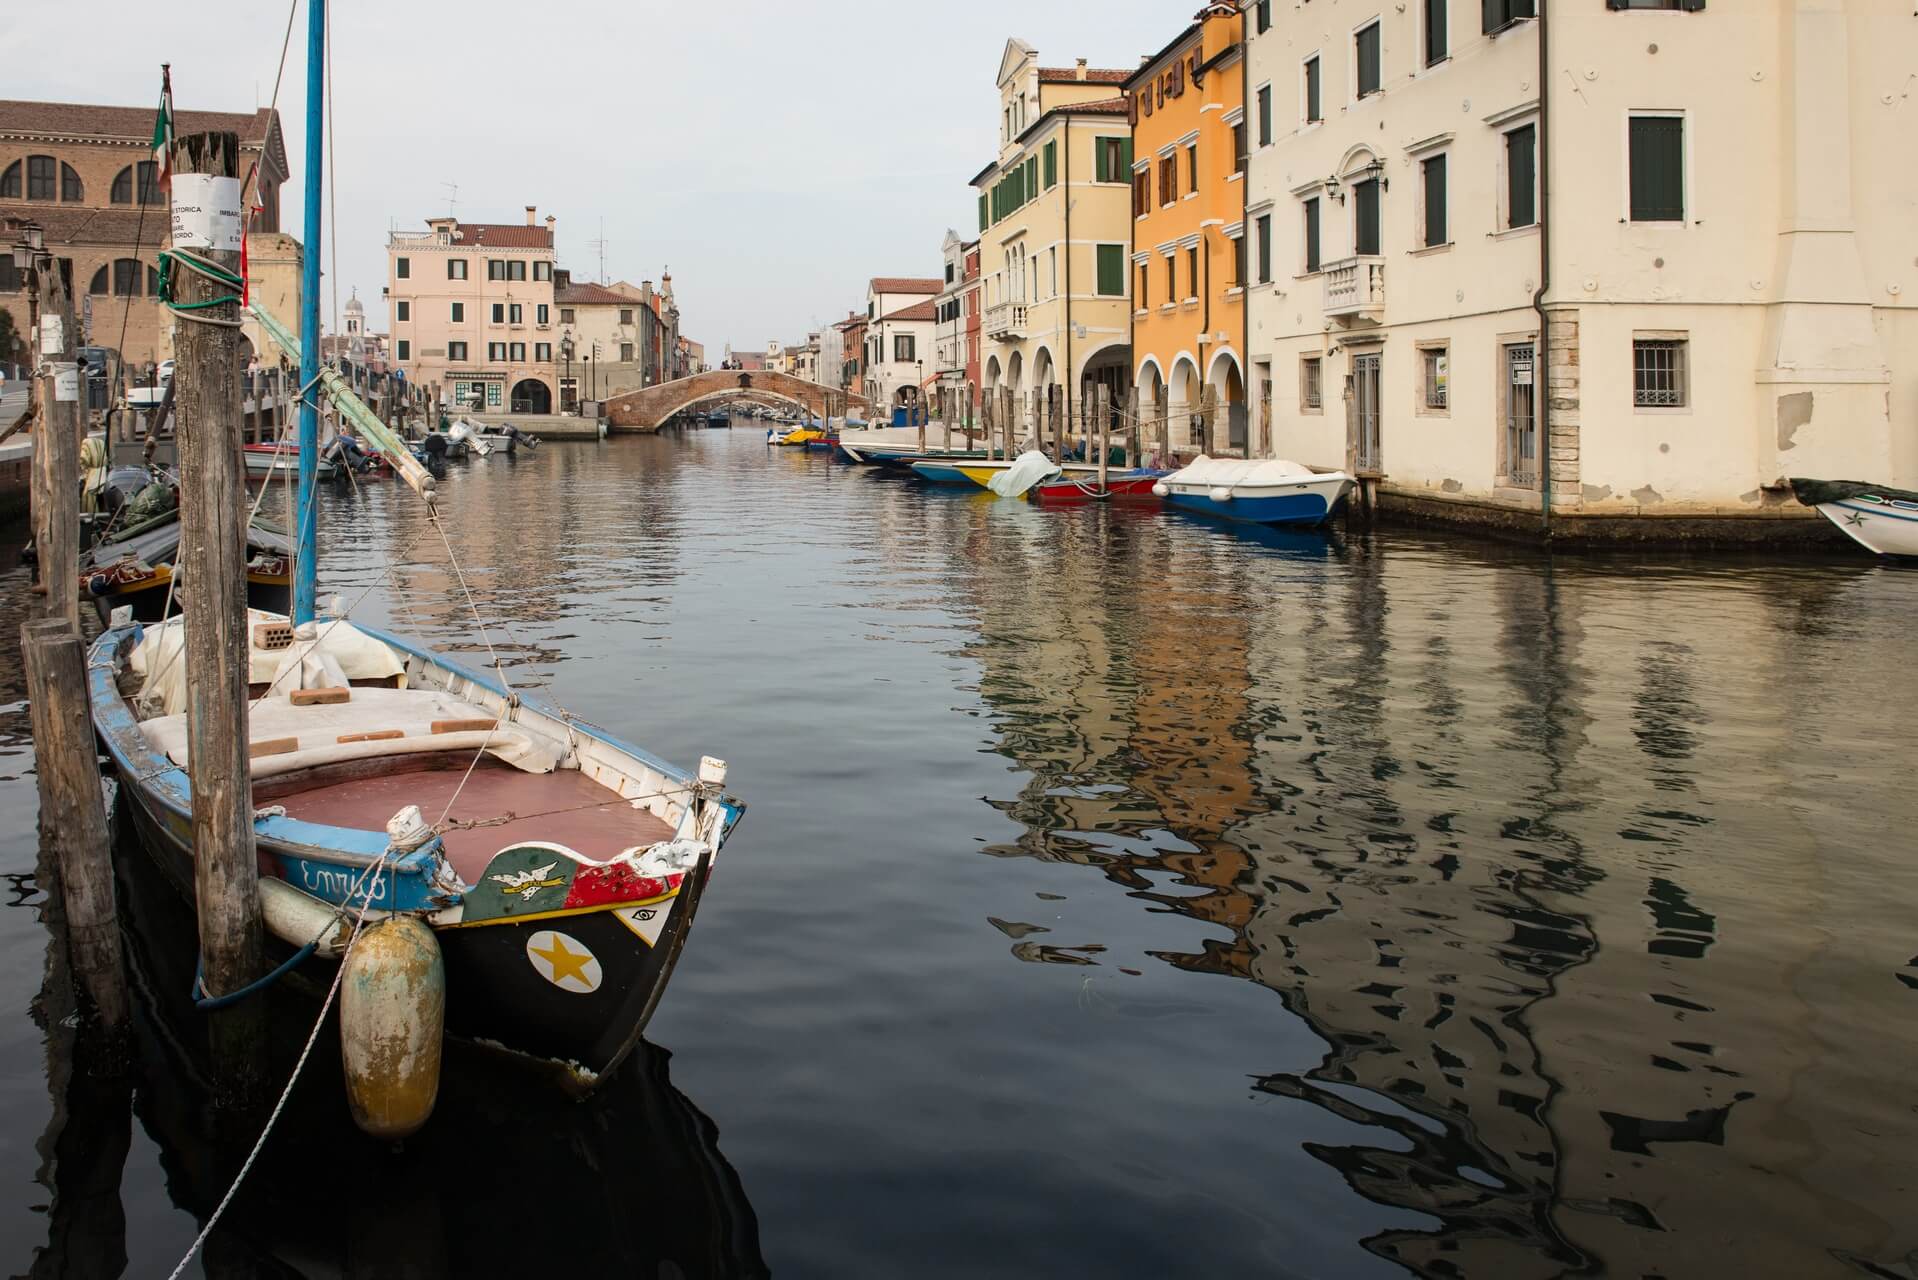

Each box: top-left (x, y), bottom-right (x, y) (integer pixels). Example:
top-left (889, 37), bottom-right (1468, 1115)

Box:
top-left (140, 686), bottom-right (570, 779)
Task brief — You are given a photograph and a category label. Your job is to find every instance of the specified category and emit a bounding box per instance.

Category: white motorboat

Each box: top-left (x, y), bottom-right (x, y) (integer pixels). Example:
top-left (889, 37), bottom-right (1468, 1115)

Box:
top-left (1152, 456), bottom-right (1354, 526)
top-left (1791, 479), bottom-right (1918, 557)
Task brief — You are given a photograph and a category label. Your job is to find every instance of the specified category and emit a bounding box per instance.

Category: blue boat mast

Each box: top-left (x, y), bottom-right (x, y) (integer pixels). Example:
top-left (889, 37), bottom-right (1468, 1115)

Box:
top-left (294, 0), bottom-right (325, 624)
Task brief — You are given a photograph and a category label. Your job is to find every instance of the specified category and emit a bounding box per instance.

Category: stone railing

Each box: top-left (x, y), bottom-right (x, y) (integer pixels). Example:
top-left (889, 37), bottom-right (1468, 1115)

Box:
top-left (1322, 256), bottom-right (1385, 323)
top-left (983, 301), bottom-right (1027, 340)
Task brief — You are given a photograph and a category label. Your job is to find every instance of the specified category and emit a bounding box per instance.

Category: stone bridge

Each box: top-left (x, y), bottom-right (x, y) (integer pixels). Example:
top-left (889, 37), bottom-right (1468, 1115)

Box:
top-left (603, 370), bottom-right (868, 432)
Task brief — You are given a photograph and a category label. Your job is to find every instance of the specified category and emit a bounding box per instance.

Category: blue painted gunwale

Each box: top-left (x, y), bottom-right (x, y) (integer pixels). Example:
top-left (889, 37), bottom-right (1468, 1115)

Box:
top-left (1834, 498), bottom-right (1918, 524)
top-left (908, 461), bottom-right (979, 485)
top-left (1163, 489), bottom-right (1337, 527)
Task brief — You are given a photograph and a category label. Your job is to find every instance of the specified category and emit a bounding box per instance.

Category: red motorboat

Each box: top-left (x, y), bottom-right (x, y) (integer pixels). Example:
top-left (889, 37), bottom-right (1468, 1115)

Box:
top-left (1029, 470), bottom-right (1166, 504)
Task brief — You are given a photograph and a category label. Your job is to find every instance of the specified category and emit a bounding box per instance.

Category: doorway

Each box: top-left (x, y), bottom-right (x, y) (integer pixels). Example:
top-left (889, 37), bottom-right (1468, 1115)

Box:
top-left (1352, 351), bottom-right (1381, 473)
top-left (1504, 342), bottom-right (1537, 488)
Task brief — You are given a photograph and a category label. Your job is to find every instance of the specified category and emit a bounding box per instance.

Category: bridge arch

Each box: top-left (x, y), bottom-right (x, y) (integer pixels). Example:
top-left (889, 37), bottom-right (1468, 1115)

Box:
top-left (603, 369), bottom-right (869, 433)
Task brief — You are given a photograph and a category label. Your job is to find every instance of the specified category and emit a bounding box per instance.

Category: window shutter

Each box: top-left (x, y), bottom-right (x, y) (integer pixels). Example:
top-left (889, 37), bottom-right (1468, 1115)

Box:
top-left (1507, 124), bottom-right (1537, 227)
top-left (1629, 116), bottom-right (1685, 221)
top-left (979, 193), bottom-right (989, 231)
top-left (1483, 0), bottom-right (1502, 31)
top-left (1095, 141), bottom-right (1109, 184)
top-left (1128, 94), bottom-right (1139, 126)
top-left (1120, 137), bottom-right (1133, 174)
top-left (1424, 154), bottom-right (1448, 246)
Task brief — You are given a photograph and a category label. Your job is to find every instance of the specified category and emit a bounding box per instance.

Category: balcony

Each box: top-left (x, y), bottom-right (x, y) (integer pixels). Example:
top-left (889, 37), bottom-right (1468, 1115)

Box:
top-left (1323, 256), bottom-right (1385, 325)
top-left (983, 301), bottom-right (1027, 341)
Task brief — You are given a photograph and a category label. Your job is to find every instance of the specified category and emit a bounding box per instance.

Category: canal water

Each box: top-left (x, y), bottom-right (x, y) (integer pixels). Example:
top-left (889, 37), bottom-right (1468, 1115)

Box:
top-left (1, 428), bottom-right (1915, 1277)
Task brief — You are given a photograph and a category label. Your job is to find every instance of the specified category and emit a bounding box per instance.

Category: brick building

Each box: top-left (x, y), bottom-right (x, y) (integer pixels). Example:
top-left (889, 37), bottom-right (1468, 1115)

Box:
top-left (0, 98), bottom-right (289, 369)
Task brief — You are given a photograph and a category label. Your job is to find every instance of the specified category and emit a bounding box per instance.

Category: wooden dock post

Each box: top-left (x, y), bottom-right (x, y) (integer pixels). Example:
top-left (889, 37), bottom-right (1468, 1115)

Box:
top-left (31, 262), bottom-right (81, 632)
top-left (1157, 386), bottom-right (1170, 464)
top-left (21, 618), bottom-right (127, 1033)
top-left (1095, 384), bottom-right (1111, 492)
top-left (170, 132), bottom-right (265, 1045)
top-left (1125, 388), bottom-right (1141, 469)
top-left (1200, 386), bottom-right (1218, 457)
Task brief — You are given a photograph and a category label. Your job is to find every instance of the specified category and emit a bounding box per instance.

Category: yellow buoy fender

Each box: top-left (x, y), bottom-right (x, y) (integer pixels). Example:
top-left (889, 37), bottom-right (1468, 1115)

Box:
top-left (340, 915), bottom-right (445, 1140)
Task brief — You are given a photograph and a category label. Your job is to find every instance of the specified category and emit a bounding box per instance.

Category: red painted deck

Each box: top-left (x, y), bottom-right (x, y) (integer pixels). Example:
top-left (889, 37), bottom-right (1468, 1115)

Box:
top-left (270, 760), bottom-right (676, 884)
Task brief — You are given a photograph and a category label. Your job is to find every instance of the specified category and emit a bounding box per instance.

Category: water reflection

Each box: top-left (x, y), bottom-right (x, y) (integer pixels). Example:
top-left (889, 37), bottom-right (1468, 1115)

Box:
top-left (964, 516), bottom-right (1918, 1277)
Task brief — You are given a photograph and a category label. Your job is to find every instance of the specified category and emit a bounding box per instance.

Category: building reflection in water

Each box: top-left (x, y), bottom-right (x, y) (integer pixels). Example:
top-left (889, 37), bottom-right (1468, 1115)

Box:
top-left (960, 513), bottom-right (1918, 1278)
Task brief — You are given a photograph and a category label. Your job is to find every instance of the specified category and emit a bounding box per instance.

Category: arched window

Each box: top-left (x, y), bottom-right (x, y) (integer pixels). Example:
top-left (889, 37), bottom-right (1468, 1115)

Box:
top-left (25, 155), bottom-right (56, 201)
top-left (109, 162), bottom-right (160, 206)
top-left (0, 161), bottom-right (19, 198)
top-left (89, 265), bottom-right (109, 296)
top-left (60, 163), bottom-right (83, 202)
top-left (91, 259), bottom-right (152, 297)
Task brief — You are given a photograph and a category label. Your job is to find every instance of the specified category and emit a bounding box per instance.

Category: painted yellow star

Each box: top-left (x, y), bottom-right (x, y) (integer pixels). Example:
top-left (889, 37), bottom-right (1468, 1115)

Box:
top-left (532, 935), bottom-right (593, 986)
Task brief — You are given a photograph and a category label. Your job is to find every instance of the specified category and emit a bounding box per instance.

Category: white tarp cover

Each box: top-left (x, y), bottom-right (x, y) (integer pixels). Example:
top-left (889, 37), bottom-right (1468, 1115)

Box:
top-left (130, 611), bottom-right (408, 718)
top-left (987, 450), bottom-right (1063, 498)
top-left (139, 685), bottom-right (568, 778)
top-left (1162, 456), bottom-right (1322, 490)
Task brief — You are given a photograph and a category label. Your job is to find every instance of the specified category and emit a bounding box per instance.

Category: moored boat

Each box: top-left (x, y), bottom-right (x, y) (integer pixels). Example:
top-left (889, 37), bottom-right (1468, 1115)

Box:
top-left (1030, 470), bottom-right (1166, 504)
top-left (1153, 456), bottom-right (1354, 526)
top-left (245, 442), bottom-right (338, 481)
top-left (79, 509), bottom-right (292, 623)
top-left (1790, 478), bottom-right (1918, 557)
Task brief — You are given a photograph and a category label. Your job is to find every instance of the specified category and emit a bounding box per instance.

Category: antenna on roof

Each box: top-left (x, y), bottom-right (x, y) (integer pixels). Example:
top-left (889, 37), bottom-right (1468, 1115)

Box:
top-left (441, 181), bottom-right (459, 216)
top-left (589, 217), bottom-right (608, 285)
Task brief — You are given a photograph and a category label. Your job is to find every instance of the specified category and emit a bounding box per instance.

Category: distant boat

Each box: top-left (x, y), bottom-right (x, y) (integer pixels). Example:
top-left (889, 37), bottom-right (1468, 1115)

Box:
top-left (1153, 457), bottom-right (1353, 526)
top-left (244, 443), bottom-right (338, 481)
top-left (1790, 478), bottom-right (1918, 557)
top-left (839, 440), bottom-right (988, 466)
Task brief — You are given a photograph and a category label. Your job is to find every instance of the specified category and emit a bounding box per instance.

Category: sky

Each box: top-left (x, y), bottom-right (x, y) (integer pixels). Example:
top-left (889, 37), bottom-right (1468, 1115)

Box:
top-left (6, 0), bottom-right (1179, 358)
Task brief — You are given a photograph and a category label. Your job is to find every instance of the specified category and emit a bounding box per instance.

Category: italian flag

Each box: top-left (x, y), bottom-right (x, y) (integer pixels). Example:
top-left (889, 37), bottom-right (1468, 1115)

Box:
top-left (151, 65), bottom-right (174, 190)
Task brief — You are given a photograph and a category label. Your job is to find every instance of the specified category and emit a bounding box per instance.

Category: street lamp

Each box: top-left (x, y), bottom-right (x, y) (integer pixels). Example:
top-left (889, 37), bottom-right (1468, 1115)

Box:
top-left (560, 333), bottom-right (575, 412)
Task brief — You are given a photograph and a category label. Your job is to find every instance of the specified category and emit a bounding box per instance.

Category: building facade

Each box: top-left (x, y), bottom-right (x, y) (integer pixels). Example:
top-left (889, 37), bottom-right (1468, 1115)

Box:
top-left (933, 230), bottom-right (982, 422)
top-left (1126, 3), bottom-right (1248, 458)
top-left (1, 99), bottom-right (289, 371)
top-left (862, 277), bottom-right (942, 413)
top-left (971, 44), bottom-right (1137, 429)
top-left (1245, 0), bottom-right (1915, 520)
top-left (554, 273), bottom-right (646, 406)
top-left (834, 314), bottom-right (865, 395)
top-left (387, 207), bottom-right (557, 413)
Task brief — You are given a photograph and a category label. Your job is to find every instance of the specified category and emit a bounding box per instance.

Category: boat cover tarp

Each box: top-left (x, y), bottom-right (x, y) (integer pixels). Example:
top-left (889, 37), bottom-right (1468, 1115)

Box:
top-left (130, 610), bottom-right (406, 717)
top-left (1788, 478), bottom-right (1918, 508)
top-left (1162, 456), bottom-right (1325, 489)
top-left (987, 450), bottom-right (1063, 497)
top-left (139, 685), bottom-right (566, 779)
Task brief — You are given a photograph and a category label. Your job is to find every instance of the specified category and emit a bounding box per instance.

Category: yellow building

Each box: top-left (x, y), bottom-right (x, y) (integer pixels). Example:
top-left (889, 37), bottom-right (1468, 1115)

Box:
top-left (1124, 2), bottom-right (1248, 459)
top-left (970, 42), bottom-right (1136, 428)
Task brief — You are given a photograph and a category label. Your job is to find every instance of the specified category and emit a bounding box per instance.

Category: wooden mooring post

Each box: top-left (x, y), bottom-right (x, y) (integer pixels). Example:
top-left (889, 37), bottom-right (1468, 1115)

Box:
top-left (31, 262), bottom-right (82, 631)
top-left (1095, 384), bottom-right (1112, 491)
top-left (1125, 388), bottom-right (1141, 469)
top-left (171, 133), bottom-right (265, 1064)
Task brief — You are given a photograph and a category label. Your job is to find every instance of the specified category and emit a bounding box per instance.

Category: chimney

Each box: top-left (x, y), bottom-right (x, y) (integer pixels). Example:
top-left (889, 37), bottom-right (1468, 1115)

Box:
top-left (545, 214), bottom-right (556, 237)
top-left (525, 205), bottom-right (537, 226)
top-left (1075, 57), bottom-right (1088, 80)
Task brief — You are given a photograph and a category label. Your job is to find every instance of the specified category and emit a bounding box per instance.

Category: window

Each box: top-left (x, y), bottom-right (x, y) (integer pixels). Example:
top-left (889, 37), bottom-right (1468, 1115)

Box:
top-left (396, 257), bottom-right (410, 280)
top-left (510, 342), bottom-right (526, 361)
top-left (893, 334), bottom-right (915, 362)
top-left (1302, 356), bottom-right (1324, 411)
top-left (1303, 58), bottom-right (1322, 124)
top-left (489, 343), bottom-right (506, 362)
top-left (1629, 115), bottom-right (1685, 221)
top-left (535, 342), bottom-right (551, 362)
top-left (0, 161), bottom-right (16, 198)
top-left (537, 303), bottom-right (549, 325)
top-left (1164, 255), bottom-right (1175, 300)
top-left (448, 341), bottom-right (468, 361)
top-left (1256, 0), bottom-right (1271, 33)
top-left (1133, 170), bottom-right (1150, 217)
top-left (1421, 154), bottom-right (1448, 246)
top-left (1422, 346), bottom-right (1449, 409)
top-left (1354, 178), bottom-right (1381, 255)
top-left (451, 302), bottom-right (464, 322)
top-left (509, 303), bottom-right (523, 324)
top-left (1426, 1), bottom-right (1449, 65)
top-left (1232, 121), bottom-right (1248, 172)
top-left (487, 260), bottom-right (502, 281)
top-left (491, 303), bottom-right (505, 323)
top-left (1505, 123), bottom-right (1537, 228)
top-left (114, 259), bottom-right (148, 296)
top-left (1258, 85), bottom-right (1273, 145)
top-left (108, 161), bottom-right (160, 205)
top-left (1356, 23), bottom-right (1382, 98)
top-left (395, 300), bottom-right (410, 322)
top-left (1633, 337), bottom-right (1688, 407)
top-left (1483, 0), bottom-right (1536, 34)
top-left (979, 193), bottom-right (990, 232)
top-left (534, 261), bottom-right (552, 281)
top-left (1233, 235), bottom-right (1247, 287)
top-left (1258, 213), bottom-right (1274, 282)
top-left (1185, 246), bottom-right (1200, 300)
top-left (396, 340), bottom-right (410, 361)
top-left (1043, 140), bottom-right (1057, 189)
top-left (1302, 199), bottom-right (1320, 273)
top-left (560, 308), bottom-right (576, 325)
top-left (1160, 155), bottom-right (1177, 205)
top-left (60, 163), bottom-right (82, 202)
top-left (448, 259), bottom-right (468, 280)
top-left (26, 156), bottom-right (55, 201)
top-left (1137, 263), bottom-right (1150, 308)
top-left (619, 342), bottom-right (634, 362)
top-left (619, 308), bottom-right (634, 325)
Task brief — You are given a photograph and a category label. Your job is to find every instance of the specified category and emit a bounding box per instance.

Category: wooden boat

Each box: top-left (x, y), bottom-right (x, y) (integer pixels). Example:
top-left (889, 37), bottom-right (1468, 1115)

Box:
top-left (839, 440), bottom-right (989, 466)
top-left (944, 459), bottom-right (1110, 489)
top-left (1154, 456), bottom-right (1354, 526)
top-left (1030, 470), bottom-right (1166, 504)
top-left (79, 508), bottom-right (292, 623)
top-left (245, 443), bottom-right (338, 481)
top-left (1790, 478), bottom-right (1918, 557)
top-left (908, 458), bottom-right (989, 485)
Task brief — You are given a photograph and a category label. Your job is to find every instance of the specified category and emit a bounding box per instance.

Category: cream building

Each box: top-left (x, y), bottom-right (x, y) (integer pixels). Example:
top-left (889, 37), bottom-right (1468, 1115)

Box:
top-left (971, 44), bottom-right (1137, 426)
top-left (862, 276), bottom-right (943, 415)
top-left (934, 229), bottom-right (981, 418)
top-left (387, 206), bottom-right (558, 413)
top-left (1244, 0), bottom-right (1915, 527)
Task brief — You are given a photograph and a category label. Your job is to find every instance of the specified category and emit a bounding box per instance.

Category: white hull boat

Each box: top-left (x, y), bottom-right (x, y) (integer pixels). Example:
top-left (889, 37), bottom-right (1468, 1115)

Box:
top-left (1152, 457), bottom-right (1354, 526)
top-left (1791, 479), bottom-right (1918, 557)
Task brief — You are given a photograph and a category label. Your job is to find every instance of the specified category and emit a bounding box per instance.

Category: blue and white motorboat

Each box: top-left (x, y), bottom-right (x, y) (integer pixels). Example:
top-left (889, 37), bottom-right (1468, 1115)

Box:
top-left (1791, 478), bottom-right (1918, 558)
top-left (1153, 456), bottom-right (1354, 526)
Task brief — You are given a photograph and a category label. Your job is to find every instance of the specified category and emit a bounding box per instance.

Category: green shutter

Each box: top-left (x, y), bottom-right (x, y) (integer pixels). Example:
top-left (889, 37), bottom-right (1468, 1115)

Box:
top-left (979, 193), bottom-right (989, 231)
top-left (1094, 140), bottom-right (1109, 184)
top-left (1096, 244), bottom-right (1124, 296)
top-left (1025, 156), bottom-right (1037, 202)
top-left (1043, 140), bottom-right (1057, 189)
top-left (1120, 137), bottom-right (1133, 176)
top-left (1629, 116), bottom-right (1684, 221)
